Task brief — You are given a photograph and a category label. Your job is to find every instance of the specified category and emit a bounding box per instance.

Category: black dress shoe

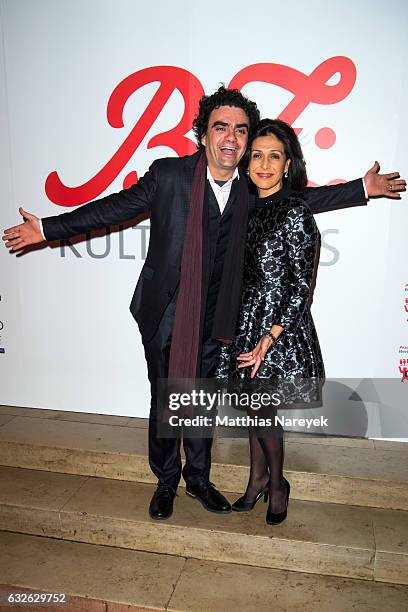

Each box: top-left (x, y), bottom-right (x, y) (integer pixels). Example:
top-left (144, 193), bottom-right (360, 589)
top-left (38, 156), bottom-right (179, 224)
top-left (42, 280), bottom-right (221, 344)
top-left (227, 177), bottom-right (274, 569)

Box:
top-left (266, 478), bottom-right (290, 525)
top-left (149, 485), bottom-right (176, 520)
top-left (232, 487), bottom-right (269, 512)
top-left (186, 481), bottom-right (231, 514)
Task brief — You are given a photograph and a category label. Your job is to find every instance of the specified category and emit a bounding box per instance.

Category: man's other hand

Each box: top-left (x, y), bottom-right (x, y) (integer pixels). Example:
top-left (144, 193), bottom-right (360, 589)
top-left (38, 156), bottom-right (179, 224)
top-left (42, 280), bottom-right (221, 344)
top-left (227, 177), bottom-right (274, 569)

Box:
top-left (2, 207), bottom-right (44, 251)
top-left (364, 161), bottom-right (406, 198)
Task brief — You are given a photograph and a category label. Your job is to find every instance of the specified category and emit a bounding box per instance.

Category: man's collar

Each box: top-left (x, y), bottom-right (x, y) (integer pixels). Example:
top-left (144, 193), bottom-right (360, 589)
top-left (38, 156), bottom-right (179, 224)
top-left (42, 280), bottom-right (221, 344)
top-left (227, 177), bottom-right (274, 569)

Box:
top-left (207, 167), bottom-right (239, 183)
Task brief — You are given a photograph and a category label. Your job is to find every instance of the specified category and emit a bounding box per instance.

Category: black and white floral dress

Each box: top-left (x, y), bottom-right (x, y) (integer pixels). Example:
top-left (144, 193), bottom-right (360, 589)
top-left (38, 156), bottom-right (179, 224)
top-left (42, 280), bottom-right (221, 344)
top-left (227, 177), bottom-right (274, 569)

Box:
top-left (216, 185), bottom-right (325, 406)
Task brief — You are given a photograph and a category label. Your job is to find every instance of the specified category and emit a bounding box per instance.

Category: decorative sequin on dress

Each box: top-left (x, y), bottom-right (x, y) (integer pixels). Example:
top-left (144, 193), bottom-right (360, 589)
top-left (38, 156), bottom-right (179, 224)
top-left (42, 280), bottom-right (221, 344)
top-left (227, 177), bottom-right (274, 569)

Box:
top-left (215, 185), bottom-right (325, 407)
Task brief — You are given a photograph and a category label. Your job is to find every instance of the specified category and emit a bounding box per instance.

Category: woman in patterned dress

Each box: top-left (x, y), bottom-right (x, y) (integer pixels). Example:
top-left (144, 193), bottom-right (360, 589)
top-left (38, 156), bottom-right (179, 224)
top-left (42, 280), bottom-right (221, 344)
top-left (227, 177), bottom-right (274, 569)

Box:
top-left (216, 118), bottom-right (324, 524)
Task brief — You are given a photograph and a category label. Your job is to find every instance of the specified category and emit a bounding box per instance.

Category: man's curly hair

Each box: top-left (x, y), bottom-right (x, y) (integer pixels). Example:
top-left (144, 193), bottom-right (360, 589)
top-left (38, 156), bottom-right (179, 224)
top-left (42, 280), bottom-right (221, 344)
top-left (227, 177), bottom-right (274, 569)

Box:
top-left (192, 85), bottom-right (260, 149)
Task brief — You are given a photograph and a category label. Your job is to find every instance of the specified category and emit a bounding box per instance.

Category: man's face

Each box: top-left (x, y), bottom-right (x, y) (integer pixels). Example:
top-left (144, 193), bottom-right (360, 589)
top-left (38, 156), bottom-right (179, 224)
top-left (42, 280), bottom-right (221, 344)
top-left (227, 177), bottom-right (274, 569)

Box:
top-left (201, 106), bottom-right (249, 180)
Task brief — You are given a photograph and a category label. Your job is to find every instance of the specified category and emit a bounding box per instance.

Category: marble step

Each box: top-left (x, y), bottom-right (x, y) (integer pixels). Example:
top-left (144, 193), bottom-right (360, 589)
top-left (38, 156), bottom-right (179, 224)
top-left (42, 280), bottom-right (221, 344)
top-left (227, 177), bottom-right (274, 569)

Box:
top-left (0, 532), bottom-right (408, 612)
top-left (0, 465), bottom-right (407, 585)
top-left (2, 531), bottom-right (408, 612)
top-left (0, 405), bottom-right (407, 510)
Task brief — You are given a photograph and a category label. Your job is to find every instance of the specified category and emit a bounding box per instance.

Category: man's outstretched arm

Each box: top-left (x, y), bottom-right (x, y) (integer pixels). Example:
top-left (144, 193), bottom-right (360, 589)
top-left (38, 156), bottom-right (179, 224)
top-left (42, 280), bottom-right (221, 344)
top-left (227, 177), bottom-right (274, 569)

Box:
top-left (3, 161), bottom-right (158, 252)
top-left (303, 162), bottom-right (406, 214)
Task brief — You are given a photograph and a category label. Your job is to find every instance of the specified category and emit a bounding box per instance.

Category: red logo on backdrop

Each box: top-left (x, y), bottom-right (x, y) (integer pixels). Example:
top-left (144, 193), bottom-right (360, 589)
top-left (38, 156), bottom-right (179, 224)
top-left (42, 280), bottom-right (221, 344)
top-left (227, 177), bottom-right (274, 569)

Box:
top-left (405, 284), bottom-right (408, 319)
top-left (45, 56), bottom-right (356, 207)
top-left (400, 359), bottom-right (408, 382)
top-left (399, 343), bottom-right (408, 382)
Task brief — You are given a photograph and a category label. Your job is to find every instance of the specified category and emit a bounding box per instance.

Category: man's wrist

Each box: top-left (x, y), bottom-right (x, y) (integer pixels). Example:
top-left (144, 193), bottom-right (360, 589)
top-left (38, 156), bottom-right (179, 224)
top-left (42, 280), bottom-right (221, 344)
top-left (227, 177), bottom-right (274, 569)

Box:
top-left (362, 177), bottom-right (369, 200)
top-left (38, 219), bottom-right (45, 239)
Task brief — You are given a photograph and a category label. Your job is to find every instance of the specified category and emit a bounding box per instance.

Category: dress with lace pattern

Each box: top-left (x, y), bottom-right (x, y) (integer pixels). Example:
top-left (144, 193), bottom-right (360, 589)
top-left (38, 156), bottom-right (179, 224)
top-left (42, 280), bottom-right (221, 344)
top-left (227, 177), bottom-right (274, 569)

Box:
top-left (215, 184), bottom-right (325, 406)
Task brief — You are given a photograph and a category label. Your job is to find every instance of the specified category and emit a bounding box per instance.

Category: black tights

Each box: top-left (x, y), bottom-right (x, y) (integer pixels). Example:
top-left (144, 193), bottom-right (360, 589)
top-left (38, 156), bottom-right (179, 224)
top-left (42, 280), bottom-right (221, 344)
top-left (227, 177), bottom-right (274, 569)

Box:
top-left (244, 419), bottom-right (287, 513)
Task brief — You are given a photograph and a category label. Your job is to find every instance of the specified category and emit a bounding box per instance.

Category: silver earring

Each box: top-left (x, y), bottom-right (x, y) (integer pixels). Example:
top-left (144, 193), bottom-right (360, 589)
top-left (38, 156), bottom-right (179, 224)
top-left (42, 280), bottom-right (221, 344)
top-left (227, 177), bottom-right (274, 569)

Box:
top-left (246, 169), bottom-right (250, 177)
top-left (284, 171), bottom-right (288, 178)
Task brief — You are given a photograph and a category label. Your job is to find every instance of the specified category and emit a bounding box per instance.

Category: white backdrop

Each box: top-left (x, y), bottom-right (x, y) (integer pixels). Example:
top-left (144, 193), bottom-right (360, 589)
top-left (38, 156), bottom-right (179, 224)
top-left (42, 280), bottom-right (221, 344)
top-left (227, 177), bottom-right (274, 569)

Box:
top-left (1, 0), bottom-right (407, 417)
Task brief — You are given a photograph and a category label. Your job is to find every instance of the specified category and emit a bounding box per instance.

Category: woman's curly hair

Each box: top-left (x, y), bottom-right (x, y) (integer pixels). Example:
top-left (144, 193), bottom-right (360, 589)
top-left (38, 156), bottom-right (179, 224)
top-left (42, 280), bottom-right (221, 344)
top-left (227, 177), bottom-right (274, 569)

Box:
top-left (192, 85), bottom-right (260, 148)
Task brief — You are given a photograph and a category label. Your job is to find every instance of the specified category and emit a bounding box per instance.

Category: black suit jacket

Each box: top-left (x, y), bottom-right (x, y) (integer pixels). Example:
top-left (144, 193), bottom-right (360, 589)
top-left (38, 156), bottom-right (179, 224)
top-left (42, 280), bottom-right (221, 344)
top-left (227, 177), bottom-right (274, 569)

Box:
top-left (42, 151), bottom-right (366, 342)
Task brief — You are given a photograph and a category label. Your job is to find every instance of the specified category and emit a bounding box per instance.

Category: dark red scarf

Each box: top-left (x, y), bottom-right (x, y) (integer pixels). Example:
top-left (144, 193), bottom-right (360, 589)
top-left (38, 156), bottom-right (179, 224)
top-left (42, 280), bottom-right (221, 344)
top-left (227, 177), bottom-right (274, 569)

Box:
top-left (168, 150), bottom-right (250, 379)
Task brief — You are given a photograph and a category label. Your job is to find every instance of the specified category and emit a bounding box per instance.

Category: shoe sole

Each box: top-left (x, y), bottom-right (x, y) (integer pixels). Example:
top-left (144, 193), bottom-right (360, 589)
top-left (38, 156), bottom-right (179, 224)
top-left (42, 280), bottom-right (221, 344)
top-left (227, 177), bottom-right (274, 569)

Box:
top-left (185, 491), bottom-right (232, 514)
top-left (149, 512), bottom-right (173, 520)
top-left (266, 515), bottom-right (287, 525)
top-left (231, 506), bottom-right (254, 513)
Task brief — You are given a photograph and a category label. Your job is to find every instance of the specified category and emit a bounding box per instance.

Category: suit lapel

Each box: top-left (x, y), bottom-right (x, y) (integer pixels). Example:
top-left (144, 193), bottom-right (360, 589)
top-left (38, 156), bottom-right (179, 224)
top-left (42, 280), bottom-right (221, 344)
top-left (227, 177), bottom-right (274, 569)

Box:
top-left (221, 176), bottom-right (240, 217)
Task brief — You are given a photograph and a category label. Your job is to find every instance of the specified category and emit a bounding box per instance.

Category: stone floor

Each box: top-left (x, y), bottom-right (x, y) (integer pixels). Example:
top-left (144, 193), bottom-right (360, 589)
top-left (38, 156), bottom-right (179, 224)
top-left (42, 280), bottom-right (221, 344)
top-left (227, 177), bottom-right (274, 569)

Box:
top-left (0, 405), bottom-right (406, 509)
top-left (1, 532), bottom-right (408, 611)
top-left (1, 404), bottom-right (408, 611)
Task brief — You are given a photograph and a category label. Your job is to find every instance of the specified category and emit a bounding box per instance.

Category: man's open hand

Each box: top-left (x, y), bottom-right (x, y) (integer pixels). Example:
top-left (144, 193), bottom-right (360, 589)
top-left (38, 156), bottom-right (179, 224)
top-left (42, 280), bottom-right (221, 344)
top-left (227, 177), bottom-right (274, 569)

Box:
top-left (2, 207), bottom-right (44, 251)
top-left (364, 161), bottom-right (406, 198)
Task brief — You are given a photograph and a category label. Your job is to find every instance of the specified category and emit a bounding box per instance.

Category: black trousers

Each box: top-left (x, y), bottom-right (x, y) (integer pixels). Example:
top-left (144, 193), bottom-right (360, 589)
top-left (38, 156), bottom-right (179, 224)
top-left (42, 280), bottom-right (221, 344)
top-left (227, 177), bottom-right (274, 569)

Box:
top-left (143, 300), bottom-right (220, 489)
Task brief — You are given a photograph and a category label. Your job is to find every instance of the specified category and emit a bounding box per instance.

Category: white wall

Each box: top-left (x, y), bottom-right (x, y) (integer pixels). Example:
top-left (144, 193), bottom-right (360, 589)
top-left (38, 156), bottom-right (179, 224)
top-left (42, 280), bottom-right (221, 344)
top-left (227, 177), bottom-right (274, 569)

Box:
top-left (1, 0), bottom-right (407, 423)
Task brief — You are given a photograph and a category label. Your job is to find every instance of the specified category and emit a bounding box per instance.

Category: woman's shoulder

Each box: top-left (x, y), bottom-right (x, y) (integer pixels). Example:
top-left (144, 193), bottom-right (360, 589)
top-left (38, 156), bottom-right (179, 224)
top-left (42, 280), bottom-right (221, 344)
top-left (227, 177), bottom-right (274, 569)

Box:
top-left (280, 194), bottom-right (318, 238)
top-left (281, 192), bottom-right (313, 219)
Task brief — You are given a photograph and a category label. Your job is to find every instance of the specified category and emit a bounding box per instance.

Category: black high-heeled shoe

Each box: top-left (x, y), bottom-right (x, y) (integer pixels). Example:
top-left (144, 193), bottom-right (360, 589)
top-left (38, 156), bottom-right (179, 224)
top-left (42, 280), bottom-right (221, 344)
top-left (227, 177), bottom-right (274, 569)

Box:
top-left (232, 487), bottom-right (269, 512)
top-left (266, 478), bottom-right (290, 525)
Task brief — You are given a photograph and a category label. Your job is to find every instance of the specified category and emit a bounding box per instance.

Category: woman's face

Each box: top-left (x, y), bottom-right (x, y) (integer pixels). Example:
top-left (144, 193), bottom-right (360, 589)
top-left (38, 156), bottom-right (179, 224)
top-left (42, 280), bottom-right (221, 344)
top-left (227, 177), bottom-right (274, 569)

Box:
top-left (249, 134), bottom-right (291, 197)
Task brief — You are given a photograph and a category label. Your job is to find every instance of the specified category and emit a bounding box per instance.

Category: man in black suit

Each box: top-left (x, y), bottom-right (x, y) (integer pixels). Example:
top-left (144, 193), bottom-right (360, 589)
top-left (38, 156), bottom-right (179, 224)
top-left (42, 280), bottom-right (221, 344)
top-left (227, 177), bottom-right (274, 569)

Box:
top-left (3, 86), bottom-right (405, 520)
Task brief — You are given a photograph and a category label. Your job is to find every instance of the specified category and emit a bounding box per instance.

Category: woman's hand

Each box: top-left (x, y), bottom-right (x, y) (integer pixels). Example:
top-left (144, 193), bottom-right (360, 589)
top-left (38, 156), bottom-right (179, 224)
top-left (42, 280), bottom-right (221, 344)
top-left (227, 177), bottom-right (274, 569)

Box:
top-left (237, 335), bottom-right (273, 379)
